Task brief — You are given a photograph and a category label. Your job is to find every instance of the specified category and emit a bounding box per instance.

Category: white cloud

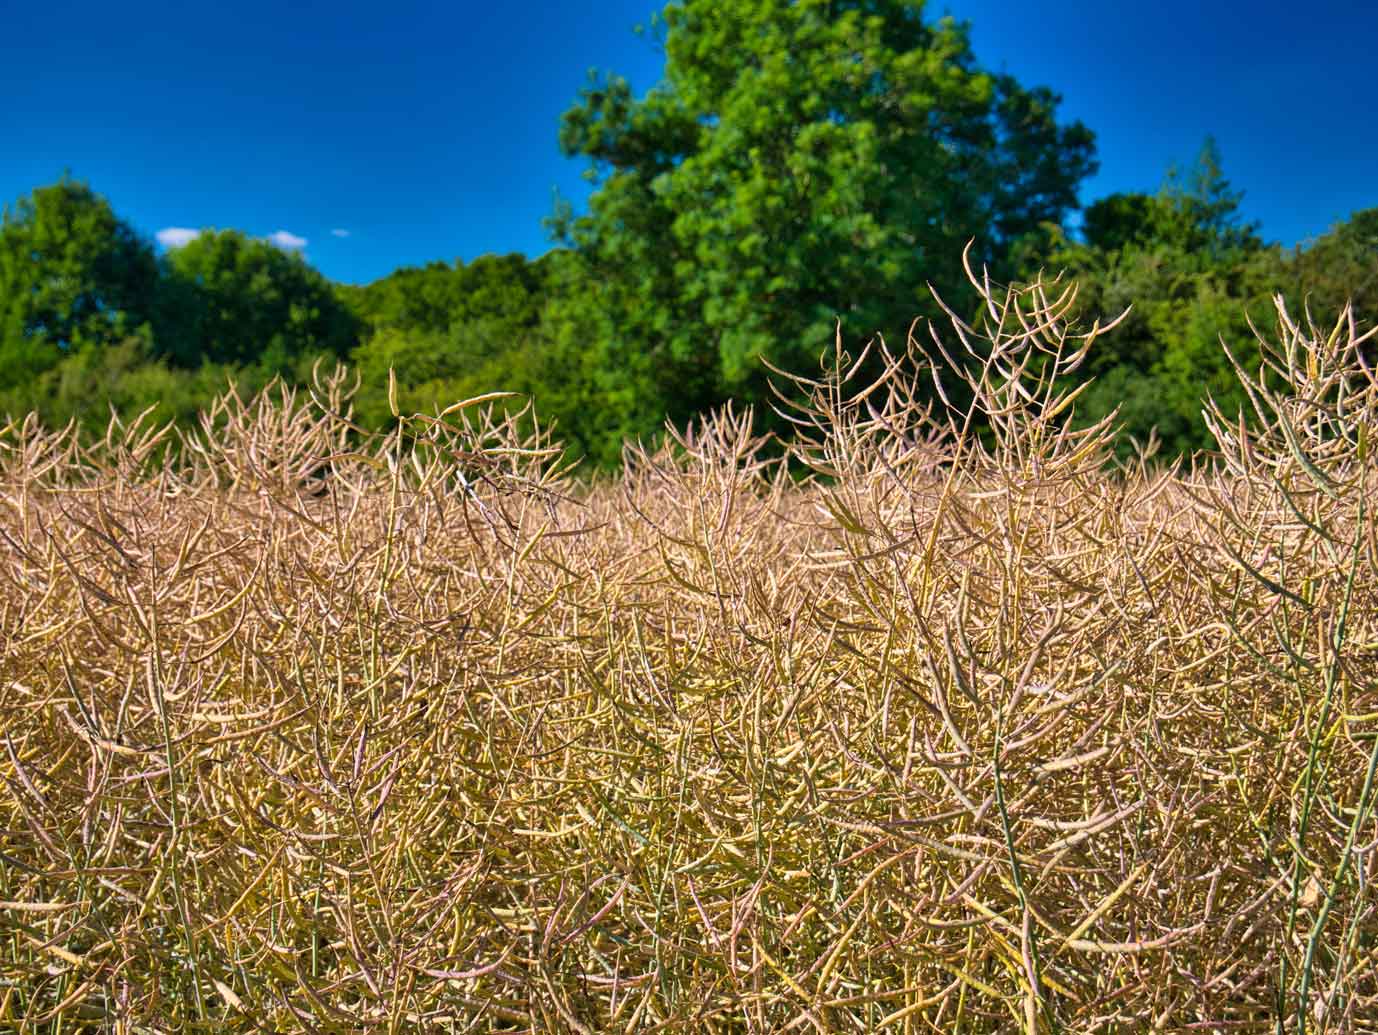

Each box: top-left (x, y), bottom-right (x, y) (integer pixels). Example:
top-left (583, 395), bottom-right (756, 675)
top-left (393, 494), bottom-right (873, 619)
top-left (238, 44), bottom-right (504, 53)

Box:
top-left (267, 230), bottom-right (308, 250)
top-left (330, 228), bottom-right (350, 238)
top-left (156, 226), bottom-right (202, 249)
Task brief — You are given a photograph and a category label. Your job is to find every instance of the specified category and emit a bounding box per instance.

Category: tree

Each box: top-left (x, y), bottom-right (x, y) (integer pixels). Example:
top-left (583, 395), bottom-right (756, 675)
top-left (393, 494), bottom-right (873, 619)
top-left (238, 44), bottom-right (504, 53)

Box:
top-left (1161, 136), bottom-right (1261, 256)
top-left (549, 0), bottom-right (1097, 446)
top-left (344, 252), bottom-right (566, 430)
top-left (338, 260), bottom-right (467, 337)
top-left (160, 230), bottom-right (361, 369)
top-left (1023, 141), bottom-right (1281, 457)
top-left (1285, 208), bottom-right (1378, 332)
top-left (1080, 193), bottom-right (1181, 254)
top-left (340, 252), bottom-right (551, 341)
top-left (0, 178), bottom-right (161, 390)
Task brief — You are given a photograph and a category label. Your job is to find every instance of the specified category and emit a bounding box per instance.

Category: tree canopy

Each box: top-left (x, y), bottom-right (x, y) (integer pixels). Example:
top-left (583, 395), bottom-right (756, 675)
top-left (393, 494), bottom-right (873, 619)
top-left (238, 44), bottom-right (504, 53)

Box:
top-left (1018, 139), bottom-right (1281, 457)
top-left (160, 229), bottom-right (361, 369)
top-left (345, 253), bottom-right (559, 428)
top-left (549, 0), bottom-right (1097, 441)
top-left (0, 178), bottom-right (160, 390)
top-left (1285, 207), bottom-right (1378, 331)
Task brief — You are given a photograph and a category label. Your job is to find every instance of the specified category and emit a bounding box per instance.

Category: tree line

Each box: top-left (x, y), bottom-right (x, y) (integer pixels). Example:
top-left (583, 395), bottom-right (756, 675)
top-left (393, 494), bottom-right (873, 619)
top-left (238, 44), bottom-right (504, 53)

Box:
top-left (3, 0), bottom-right (1374, 466)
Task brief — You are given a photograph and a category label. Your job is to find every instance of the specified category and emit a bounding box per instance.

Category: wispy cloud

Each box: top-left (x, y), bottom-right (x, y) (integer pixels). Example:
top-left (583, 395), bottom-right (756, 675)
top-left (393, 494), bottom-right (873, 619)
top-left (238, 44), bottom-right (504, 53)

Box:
top-left (330, 228), bottom-right (350, 238)
top-left (156, 227), bottom-right (201, 249)
top-left (267, 230), bottom-right (308, 250)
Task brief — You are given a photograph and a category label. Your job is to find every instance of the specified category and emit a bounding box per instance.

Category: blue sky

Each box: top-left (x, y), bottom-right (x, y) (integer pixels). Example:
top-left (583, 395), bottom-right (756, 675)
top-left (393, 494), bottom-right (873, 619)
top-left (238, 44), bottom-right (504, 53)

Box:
top-left (3, 1), bottom-right (1374, 285)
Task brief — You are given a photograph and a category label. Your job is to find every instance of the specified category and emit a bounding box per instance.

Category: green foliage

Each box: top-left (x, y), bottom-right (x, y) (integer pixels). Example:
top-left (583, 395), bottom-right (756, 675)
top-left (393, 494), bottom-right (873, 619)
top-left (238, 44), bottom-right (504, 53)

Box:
top-left (549, 0), bottom-right (1097, 444)
top-left (1024, 140), bottom-right (1285, 457)
top-left (1161, 135), bottom-right (1264, 255)
top-left (1283, 207), bottom-right (1378, 331)
top-left (0, 182), bottom-right (365, 434)
top-left (0, 178), bottom-right (161, 390)
top-left (348, 325), bottom-right (541, 430)
top-left (345, 253), bottom-right (569, 433)
top-left (340, 252), bottom-right (548, 336)
top-left (0, 334), bottom-right (341, 437)
top-left (160, 229), bottom-right (362, 369)
top-left (3, 32), bottom-right (1375, 474)
top-left (340, 249), bottom-right (644, 465)
top-left (519, 249), bottom-right (678, 466)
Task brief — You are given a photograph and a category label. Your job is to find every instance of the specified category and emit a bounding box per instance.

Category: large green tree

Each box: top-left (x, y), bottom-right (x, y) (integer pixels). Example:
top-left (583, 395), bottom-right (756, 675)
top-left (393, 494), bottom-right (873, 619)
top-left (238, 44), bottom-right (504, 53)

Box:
top-left (0, 178), bottom-right (161, 390)
top-left (159, 229), bottom-right (361, 369)
top-left (549, 0), bottom-right (1097, 447)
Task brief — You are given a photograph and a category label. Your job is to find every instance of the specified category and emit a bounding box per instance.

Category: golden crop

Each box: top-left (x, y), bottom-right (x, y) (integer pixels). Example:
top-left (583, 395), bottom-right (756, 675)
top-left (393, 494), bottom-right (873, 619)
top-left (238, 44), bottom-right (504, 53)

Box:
top-left (2, 259), bottom-right (1376, 1032)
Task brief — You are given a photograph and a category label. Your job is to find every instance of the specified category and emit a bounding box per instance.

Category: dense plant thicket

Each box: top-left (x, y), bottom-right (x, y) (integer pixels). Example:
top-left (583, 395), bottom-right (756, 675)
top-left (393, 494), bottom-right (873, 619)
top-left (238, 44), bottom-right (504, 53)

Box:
top-left (1, 260), bottom-right (1376, 1032)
